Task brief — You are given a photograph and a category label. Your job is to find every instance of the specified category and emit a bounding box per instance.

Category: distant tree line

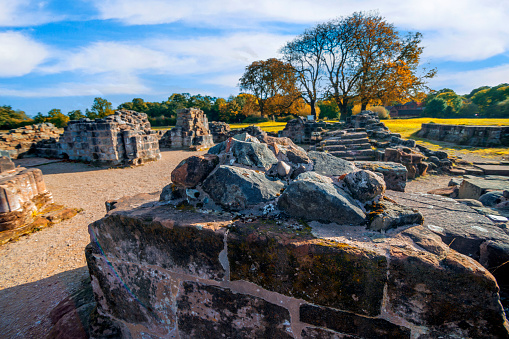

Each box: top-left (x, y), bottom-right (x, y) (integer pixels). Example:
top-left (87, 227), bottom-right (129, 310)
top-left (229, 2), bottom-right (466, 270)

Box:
top-left (423, 84), bottom-right (509, 118)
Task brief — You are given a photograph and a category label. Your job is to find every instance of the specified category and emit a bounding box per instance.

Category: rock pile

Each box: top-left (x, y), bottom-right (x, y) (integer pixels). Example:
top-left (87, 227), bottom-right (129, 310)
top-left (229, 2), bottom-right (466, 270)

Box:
top-left (0, 123), bottom-right (61, 159)
top-left (58, 110), bottom-right (160, 166)
top-left (168, 108), bottom-right (214, 150)
top-left (163, 133), bottom-right (421, 231)
top-left (83, 135), bottom-right (509, 337)
top-left (279, 117), bottom-right (342, 144)
top-left (0, 157), bottom-right (78, 244)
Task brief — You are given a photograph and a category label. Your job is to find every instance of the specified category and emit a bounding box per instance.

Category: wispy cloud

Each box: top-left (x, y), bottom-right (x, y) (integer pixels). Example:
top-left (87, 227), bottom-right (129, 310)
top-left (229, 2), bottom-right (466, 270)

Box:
top-left (428, 63), bottom-right (509, 94)
top-left (0, 0), bottom-right (63, 27)
top-left (0, 31), bottom-right (49, 76)
top-left (0, 73), bottom-right (150, 97)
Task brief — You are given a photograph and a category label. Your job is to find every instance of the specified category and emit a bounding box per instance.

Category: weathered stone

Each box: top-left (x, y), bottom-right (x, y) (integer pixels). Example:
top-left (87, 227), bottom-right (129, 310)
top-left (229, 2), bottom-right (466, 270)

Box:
top-left (208, 121), bottom-right (231, 143)
top-left (232, 131), bottom-right (260, 143)
top-left (0, 123), bottom-right (62, 159)
top-left (354, 161), bottom-right (407, 192)
top-left (344, 170), bottom-right (386, 202)
top-left (47, 277), bottom-right (95, 339)
top-left (479, 191), bottom-right (505, 207)
top-left (169, 108), bottom-right (214, 149)
top-left (458, 175), bottom-right (509, 199)
top-left (278, 175), bottom-right (366, 225)
top-left (449, 177), bottom-right (463, 186)
top-left (277, 160), bottom-right (291, 177)
top-left (307, 151), bottom-right (356, 177)
top-left (202, 165), bottom-right (284, 211)
top-left (456, 198), bottom-right (484, 207)
top-left (368, 200), bottom-right (423, 231)
top-left (159, 183), bottom-right (185, 202)
top-left (170, 154), bottom-right (219, 188)
top-left (417, 123), bottom-right (509, 147)
top-left (0, 156), bottom-right (15, 173)
top-left (88, 209), bottom-right (227, 280)
top-left (177, 281), bottom-right (293, 338)
top-left (388, 245), bottom-right (509, 338)
top-left (300, 304), bottom-right (411, 338)
top-left (228, 224), bottom-right (387, 316)
top-left (230, 140), bottom-right (278, 169)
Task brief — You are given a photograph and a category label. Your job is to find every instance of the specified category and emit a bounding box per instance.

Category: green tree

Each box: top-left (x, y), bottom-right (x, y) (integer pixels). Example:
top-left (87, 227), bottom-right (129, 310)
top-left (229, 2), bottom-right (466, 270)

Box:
top-left (423, 97), bottom-right (447, 117)
top-left (89, 97), bottom-right (114, 119)
top-left (317, 99), bottom-right (340, 120)
top-left (47, 109), bottom-right (70, 128)
top-left (67, 110), bottom-right (86, 120)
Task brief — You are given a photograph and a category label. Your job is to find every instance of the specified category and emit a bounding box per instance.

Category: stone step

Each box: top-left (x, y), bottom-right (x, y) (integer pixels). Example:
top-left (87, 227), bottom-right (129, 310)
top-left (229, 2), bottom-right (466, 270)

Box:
top-left (321, 137), bottom-right (369, 146)
top-left (337, 132), bottom-right (368, 140)
top-left (328, 149), bottom-right (375, 158)
top-left (323, 143), bottom-right (372, 152)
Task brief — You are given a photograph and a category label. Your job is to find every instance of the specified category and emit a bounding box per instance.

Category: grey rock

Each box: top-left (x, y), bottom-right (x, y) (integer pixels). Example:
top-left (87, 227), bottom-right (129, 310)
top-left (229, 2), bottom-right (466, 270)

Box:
top-left (308, 151), bottom-right (356, 177)
top-left (278, 179), bottom-right (365, 225)
top-left (456, 199), bottom-right (484, 207)
top-left (202, 166), bottom-right (284, 211)
top-left (230, 140), bottom-right (278, 170)
top-left (479, 191), bottom-right (505, 207)
top-left (344, 170), bottom-right (386, 202)
top-left (232, 132), bottom-right (260, 143)
top-left (448, 178), bottom-right (463, 186)
top-left (208, 141), bottom-right (226, 155)
top-left (354, 161), bottom-right (407, 192)
top-left (368, 201), bottom-right (424, 231)
top-left (435, 151), bottom-right (449, 159)
top-left (428, 156), bottom-right (440, 165)
top-left (295, 171), bottom-right (333, 185)
top-left (160, 183), bottom-right (185, 202)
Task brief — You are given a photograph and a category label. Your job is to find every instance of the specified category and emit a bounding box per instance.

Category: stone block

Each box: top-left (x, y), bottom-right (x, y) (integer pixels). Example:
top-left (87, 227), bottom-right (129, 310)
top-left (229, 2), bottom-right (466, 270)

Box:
top-left (458, 175), bottom-right (509, 199)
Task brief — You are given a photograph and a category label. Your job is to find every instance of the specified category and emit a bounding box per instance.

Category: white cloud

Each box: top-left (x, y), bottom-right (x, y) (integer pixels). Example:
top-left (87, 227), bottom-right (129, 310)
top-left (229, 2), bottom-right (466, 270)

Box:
top-left (0, 73), bottom-right (150, 97)
top-left (428, 64), bottom-right (509, 94)
top-left (0, 0), bottom-right (60, 27)
top-left (90, 0), bottom-right (509, 62)
top-left (0, 31), bottom-right (49, 76)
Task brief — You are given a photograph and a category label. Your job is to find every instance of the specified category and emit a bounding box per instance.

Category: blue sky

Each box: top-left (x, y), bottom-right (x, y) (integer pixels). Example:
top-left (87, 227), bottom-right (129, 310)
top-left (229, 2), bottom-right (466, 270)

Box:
top-left (1, 0), bottom-right (508, 116)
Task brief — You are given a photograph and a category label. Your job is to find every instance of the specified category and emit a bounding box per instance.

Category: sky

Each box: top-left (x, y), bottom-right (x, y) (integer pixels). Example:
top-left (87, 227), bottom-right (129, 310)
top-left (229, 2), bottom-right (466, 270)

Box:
top-left (0, 0), bottom-right (508, 116)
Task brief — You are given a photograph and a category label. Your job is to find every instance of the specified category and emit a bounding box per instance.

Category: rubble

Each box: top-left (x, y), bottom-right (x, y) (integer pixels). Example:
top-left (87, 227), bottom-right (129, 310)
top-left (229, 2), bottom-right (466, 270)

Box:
top-left (0, 123), bottom-right (61, 159)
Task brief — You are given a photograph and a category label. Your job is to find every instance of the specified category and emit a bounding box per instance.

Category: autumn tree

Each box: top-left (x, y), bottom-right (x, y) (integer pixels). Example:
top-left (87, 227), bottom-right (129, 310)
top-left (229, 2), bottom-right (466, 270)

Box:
top-left (67, 110), bottom-right (86, 120)
top-left (239, 58), bottom-right (300, 117)
top-left (0, 105), bottom-right (32, 129)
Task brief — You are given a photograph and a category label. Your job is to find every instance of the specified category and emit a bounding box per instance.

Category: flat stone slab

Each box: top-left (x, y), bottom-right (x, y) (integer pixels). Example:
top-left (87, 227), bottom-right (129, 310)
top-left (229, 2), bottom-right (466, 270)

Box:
top-left (475, 165), bottom-right (509, 176)
top-left (458, 175), bottom-right (509, 199)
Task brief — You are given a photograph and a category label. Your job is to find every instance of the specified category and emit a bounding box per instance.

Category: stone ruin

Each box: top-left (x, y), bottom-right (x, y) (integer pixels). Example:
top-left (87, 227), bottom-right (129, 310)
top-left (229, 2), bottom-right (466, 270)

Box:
top-left (157, 108), bottom-right (214, 150)
top-left (81, 133), bottom-right (509, 338)
top-left (208, 121), bottom-right (231, 143)
top-left (0, 123), bottom-right (61, 159)
top-left (57, 110), bottom-right (161, 166)
top-left (417, 123), bottom-right (509, 147)
top-left (279, 117), bottom-right (343, 144)
top-left (0, 156), bottom-right (77, 244)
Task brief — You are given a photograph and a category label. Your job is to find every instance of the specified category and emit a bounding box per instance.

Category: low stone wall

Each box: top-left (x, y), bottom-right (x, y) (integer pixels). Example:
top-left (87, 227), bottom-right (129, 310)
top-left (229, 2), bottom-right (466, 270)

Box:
top-left (86, 194), bottom-right (509, 338)
top-left (0, 123), bottom-right (61, 159)
top-left (417, 123), bottom-right (509, 147)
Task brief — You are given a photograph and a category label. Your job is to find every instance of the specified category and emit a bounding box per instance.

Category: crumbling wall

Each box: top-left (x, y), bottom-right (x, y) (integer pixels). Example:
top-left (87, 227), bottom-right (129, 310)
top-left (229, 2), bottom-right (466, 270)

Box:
top-left (169, 108), bottom-right (213, 149)
top-left (417, 123), bottom-right (509, 147)
top-left (58, 110), bottom-right (160, 166)
top-left (0, 123), bottom-right (61, 159)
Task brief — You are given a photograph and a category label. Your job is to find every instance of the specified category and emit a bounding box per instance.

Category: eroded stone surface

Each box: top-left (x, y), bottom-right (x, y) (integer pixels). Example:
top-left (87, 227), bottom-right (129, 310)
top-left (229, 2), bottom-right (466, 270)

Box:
top-left (177, 281), bottom-right (293, 338)
top-left (308, 151), bottom-right (356, 176)
top-left (344, 169), bottom-right (386, 202)
top-left (170, 154), bottom-right (219, 188)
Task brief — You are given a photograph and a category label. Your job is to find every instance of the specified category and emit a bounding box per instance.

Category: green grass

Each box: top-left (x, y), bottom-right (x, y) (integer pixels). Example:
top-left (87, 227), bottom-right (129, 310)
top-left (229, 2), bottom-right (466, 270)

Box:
top-left (384, 118), bottom-right (509, 158)
top-left (229, 121), bottom-right (287, 133)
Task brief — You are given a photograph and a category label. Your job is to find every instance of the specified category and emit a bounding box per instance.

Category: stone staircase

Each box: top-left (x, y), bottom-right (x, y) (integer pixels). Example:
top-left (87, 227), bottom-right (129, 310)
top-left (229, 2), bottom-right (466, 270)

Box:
top-left (320, 130), bottom-right (375, 161)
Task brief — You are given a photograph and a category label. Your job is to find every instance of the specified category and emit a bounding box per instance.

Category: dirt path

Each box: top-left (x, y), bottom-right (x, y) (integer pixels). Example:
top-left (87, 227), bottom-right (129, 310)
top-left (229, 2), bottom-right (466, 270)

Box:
top-left (0, 149), bottom-right (205, 339)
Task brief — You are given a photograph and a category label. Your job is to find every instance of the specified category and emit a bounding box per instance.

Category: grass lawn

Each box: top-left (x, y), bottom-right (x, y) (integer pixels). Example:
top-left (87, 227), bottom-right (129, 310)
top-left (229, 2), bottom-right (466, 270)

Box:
top-left (229, 121), bottom-right (287, 133)
top-left (384, 118), bottom-right (509, 159)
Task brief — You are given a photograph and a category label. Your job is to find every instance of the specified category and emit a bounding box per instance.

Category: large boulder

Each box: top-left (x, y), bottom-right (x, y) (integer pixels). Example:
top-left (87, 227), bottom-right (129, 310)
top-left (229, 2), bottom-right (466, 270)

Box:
top-left (202, 165), bottom-right (284, 211)
top-left (230, 140), bottom-right (278, 169)
top-left (344, 170), bottom-right (386, 202)
top-left (308, 151), bottom-right (355, 177)
top-left (278, 172), bottom-right (365, 225)
top-left (170, 154), bottom-right (219, 188)
top-left (367, 200), bottom-right (424, 231)
top-left (354, 161), bottom-right (408, 192)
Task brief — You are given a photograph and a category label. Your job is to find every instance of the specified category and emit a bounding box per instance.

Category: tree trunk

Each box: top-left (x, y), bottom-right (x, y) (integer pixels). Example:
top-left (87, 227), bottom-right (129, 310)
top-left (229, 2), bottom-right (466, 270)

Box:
top-left (309, 99), bottom-right (317, 120)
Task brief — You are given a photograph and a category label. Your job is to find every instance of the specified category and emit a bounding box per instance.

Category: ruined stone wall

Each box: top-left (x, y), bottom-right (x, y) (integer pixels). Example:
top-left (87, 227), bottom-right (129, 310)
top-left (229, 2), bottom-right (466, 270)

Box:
top-left (169, 108), bottom-right (213, 149)
top-left (58, 110), bottom-right (160, 166)
top-left (86, 195), bottom-right (509, 339)
top-left (0, 123), bottom-right (61, 159)
top-left (417, 123), bottom-right (509, 147)
top-left (0, 165), bottom-right (53, 233)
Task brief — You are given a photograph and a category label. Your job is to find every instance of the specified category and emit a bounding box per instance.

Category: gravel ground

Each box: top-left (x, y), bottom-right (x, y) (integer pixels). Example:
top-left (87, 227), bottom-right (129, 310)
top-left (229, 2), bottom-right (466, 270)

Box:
top-left (0, 149), bottom-right (205, 339)
top-left (0, 149), bottom-right (496, 338)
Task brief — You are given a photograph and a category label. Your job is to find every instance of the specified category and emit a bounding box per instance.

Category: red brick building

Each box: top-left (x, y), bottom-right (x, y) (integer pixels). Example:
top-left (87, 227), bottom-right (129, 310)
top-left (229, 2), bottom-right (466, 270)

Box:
top-left (386, 101), bottom-right (425, 118)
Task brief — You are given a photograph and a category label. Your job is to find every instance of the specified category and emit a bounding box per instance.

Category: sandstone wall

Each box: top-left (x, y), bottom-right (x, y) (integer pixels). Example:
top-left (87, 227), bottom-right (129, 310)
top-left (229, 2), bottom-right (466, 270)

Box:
top-left (0, 123), bottom-right (61, 159)
top-left (169, 108), bottom-right (213, 149)
top-left (86, 194), bottom-right (509, 339)
top-left (59, 110), bottom-right (160, 166)
top-left (417, 123), bottom-right (509, 147)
